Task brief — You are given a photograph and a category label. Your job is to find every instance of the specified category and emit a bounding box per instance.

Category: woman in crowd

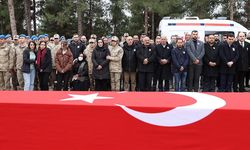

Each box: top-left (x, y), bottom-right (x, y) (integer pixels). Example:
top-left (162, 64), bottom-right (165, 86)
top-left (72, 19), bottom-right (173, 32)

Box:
top-left (22, 41), bottom-right (37, 91)
top-left (71, 53), bottom-right (90, 91)
top-left (92, 39), bottom-right (110, 91)
top-left (55, 40), bottom-right (73, 91)
top-left (36, 41), bottom-right (52, 90)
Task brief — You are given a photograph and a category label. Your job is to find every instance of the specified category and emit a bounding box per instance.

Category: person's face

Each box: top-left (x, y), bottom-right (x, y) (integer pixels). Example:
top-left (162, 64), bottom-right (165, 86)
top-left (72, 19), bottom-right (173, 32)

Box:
top-left (81, 36), bottom-right (87, 42)
top-left (14, 39), bottom-right (19, 44)
top-left (155, 38), bottom-right (161, 45)
top-left (73, 35), bottom-right (79, 42)
top-left (39, 42), bottom-right (46, 49)
top-left (214, 34), bottom-right (219, 40)
top-left (111, 40), bottom-right (117, 47)
top-left (61, 42), bottom-right (68, 48)
top-left (126, 37), bottom-right (133, 46)
top-left (45, 37), bottom-right (49, 42)
top-left (140, 35), bottom-right (146, 42)
top-left (238, 33), bottom-right (245, 42)
top-left (19, 37), bottom-right (25, 44)
top-left (192, 32), bottom-right (198, 40)
top-left (208, 35), bottom-right (215, 44)
top-left (161, 37), bottom-right (167, 45)
top-left (89, 41), bottom-right (96, 48)
top-left (171, 36), bottom-right (177, 42)
top-left (54, 37), bottom-right (59, 44)
top-left (0, 39), bottom-right (4, 45)
top-left (103, 38), bottom-right (108, 44)
top-left (223, 36), bottom-right (227, 41)
top-left (98, 40), bottom-right (104, 47)
top-left (227, 37), bottom-right (235, 45)
top-left (176, 39), bottom-right (183, 48)
top-left (185, 34), bottom-right (191, 41)
top-left (29, 42), bottom-right (35, 50)
top-left (133, 36), bottom-right (139, 43)
top-left (143, 37), bottom-right (150, 46)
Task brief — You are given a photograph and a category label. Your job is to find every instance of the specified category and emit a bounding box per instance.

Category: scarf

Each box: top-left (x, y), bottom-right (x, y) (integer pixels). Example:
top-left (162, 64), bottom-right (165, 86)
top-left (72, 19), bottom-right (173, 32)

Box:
top-left (36, 48), bottom-right (47, 69)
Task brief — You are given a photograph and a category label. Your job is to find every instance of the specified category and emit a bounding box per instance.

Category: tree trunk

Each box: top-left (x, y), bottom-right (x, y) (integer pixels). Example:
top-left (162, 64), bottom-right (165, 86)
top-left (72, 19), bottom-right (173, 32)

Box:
top-left (89, 0), bottom-right (93, 36)
top-left (24, 0), bottom-right (32, 36)
top-left (229, 0), bottom-right (235, 20)
top-left (151, 11), bottom-right (155, 39)
top-left (144, 7), bottom-right (149, 35)
top-left (77, 0), bottom-right (83, 36)
top-left (32, 0), bottom-right (37, 35)
top-left (7, 0), bottom-right (17, 36)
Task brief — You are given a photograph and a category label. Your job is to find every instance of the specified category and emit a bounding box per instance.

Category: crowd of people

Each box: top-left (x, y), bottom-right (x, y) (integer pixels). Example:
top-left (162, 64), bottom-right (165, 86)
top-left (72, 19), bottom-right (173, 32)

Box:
top-left (0, 31), bottom-right (249, 92)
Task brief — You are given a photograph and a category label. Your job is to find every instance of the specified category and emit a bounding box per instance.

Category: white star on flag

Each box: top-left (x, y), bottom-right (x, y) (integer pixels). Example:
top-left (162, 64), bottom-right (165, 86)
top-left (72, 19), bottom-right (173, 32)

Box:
top-left (61, 93), bottom-right (113, 104)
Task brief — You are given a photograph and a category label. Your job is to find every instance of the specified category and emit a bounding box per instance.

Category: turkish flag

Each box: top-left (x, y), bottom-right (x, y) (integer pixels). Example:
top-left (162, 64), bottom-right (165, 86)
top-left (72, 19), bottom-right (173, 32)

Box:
top-left (0, 91), bottom-right (250, 150)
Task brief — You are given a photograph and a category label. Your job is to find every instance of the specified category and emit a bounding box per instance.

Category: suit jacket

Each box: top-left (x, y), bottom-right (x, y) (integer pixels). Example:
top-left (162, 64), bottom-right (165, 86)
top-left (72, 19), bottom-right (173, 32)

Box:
top-left (185, 39), bottom-right (205, 65)
top-left (219, 42), bottom-right (239, 74)
top-left (234, 41), bottom-right (249, 71)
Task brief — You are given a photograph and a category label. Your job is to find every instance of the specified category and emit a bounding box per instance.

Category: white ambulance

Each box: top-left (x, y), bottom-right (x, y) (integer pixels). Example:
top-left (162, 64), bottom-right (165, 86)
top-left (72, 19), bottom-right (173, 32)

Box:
top-left (159, 16), bottom-right (250, 42)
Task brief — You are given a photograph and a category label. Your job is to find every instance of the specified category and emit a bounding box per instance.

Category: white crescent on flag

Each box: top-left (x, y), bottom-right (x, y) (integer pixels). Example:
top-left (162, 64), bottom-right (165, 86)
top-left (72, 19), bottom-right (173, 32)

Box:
top-left (116, 92), bottom-right (226, 127)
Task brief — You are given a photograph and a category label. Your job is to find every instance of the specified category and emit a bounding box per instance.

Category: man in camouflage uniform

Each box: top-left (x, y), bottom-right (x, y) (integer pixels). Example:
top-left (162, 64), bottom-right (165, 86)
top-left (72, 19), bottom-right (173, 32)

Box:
top-left (83, 38), bottom-right (97, 90)
top-left (13, 34), bottom-right (27, 90)
top-left (0, 35), bottom-right (14, 90)
top-left (10, 35), bottom-right (19, 90)
top-left (107, 36), bottom-right (124, 91)
top-left (47, 34), bottom-right (61, 90)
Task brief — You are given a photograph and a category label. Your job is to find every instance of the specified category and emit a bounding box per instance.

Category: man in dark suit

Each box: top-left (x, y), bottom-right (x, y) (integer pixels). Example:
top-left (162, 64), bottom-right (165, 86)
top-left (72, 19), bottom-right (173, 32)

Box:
top-left (136, 36), bottom-right (156, 91)
top-left (203, 34), bottom-right (220, 92)
top-left (155, 36), bottom-right (173, 91)
top-left (185, 30), bottom-right (205, 92)
top-left (233, 32), bottom-right (249, 92)
top-left (219, 34), bottom-right (239, 92)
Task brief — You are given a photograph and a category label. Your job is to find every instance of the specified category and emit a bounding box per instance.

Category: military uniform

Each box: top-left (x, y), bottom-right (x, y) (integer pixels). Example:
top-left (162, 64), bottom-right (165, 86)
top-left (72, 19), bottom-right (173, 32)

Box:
top-left (108, 45), bottom-right (124, 91)
top-left (0, 43), bottom-right (13, 90)
top-left (13, 44), bottom-right (27, 90)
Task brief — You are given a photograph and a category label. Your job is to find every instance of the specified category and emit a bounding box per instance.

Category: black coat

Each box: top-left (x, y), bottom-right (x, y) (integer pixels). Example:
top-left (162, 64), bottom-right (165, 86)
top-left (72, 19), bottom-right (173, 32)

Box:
top-left (69, 41), bottom-right (86, 59)
top-left (73, 60), bottom-right (89, 78)
top-left (171, 47), bottom-right (189, 73)
top-left (136, 44), bottom-right (156, 73)
top-left (234, 41), bottom-right (249, 72)
top-left (219, 42), bottom-right (239, 74)
top-left (37, 48), bottom-right (52, 73)
top-left (92, 46), bottom-right (110, 80)
top-left (122, 43), bottom-right (137, 72)
top-left (203, 43), bottom-right (220, 77)
top-left (155, 43), bottom-right (173, 79)
top-left (22, 48), bottom-right (36, 73)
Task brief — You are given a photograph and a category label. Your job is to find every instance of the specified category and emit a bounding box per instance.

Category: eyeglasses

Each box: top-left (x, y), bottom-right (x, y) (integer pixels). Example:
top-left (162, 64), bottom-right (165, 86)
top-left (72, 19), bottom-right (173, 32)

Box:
top-left (89, 42), bottom-right (94, 44)
top-left (50, 40), bottom-right (54, 41)
top-left (30, 44), bottom-right (35, 46)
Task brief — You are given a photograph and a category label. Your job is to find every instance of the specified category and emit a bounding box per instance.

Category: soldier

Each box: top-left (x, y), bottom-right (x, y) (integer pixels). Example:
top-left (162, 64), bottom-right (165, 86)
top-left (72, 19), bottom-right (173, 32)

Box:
top-left (13, 34), bottom-right (27, 90)
top-left (107, 36), bottom-right (124, 91)
top-left (47, 34), bottom-right (61, 90)
top-left (83, 38), bottom-right (97, 90)
top-left (11, 35), bottom-right (19, 90)
top-left (0, 35), bottom-right (13, 90)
